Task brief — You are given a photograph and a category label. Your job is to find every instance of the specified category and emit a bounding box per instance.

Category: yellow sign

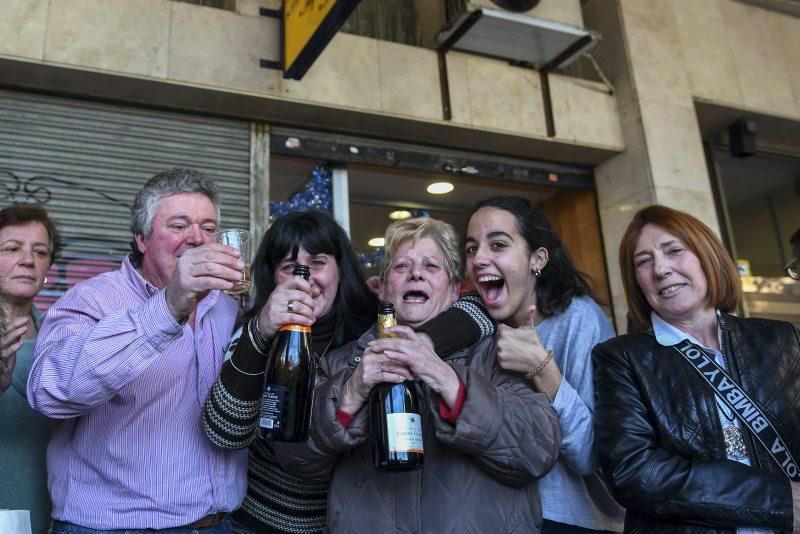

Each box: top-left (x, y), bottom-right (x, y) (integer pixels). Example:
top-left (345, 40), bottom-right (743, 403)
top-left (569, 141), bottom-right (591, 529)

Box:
top-left (283, 0), bottom-right (361, 80)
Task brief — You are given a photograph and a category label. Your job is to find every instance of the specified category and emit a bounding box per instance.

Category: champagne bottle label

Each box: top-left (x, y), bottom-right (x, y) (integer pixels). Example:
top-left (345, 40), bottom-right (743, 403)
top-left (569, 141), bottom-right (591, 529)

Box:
top-left (259, 384), bottom-right (286, 430)
top-left (386, 413), bottom-right (424, 454)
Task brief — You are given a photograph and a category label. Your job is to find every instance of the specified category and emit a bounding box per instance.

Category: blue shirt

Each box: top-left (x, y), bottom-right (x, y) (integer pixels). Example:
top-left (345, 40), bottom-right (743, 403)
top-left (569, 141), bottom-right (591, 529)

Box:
top-left (536, 296), bottom-right (624, 531)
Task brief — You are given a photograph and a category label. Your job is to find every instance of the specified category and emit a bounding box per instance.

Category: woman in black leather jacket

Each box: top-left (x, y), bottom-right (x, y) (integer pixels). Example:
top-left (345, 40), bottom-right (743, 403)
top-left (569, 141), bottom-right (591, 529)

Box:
top-left (593, 205), bottom-right (800, 533)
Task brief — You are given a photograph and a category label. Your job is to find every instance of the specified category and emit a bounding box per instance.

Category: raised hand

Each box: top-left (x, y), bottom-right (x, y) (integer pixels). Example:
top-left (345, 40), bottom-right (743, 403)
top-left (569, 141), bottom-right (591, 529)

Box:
top-left (0, 316), bottom-right (28, 394)
top-left (165, 243), bottom-right (244, 321)
top-left (496, 305), bottom-right (562, 400)
top-left (255, 276), bottom-right (320, 339)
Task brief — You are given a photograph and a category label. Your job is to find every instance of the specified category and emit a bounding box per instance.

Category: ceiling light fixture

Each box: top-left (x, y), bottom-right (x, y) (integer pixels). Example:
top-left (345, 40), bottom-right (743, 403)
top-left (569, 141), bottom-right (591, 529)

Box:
top-left (368, 237), bottom-right (385, 248)
top-left (389, 210), bottom-right (412, 220)
top-left (427, 182), bottom-right (454, 195)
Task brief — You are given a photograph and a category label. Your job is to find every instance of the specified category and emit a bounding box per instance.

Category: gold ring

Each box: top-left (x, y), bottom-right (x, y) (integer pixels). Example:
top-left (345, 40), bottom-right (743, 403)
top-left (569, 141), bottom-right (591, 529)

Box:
top-left (287, 300), bottom-right (294, 313)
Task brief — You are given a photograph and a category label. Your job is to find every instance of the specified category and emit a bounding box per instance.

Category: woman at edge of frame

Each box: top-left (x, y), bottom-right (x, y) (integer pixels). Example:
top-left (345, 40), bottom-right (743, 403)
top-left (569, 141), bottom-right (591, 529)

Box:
top-left (593, 204), bottom-right (800, 532)
top-left (0, 204), bottom-right (61, 534)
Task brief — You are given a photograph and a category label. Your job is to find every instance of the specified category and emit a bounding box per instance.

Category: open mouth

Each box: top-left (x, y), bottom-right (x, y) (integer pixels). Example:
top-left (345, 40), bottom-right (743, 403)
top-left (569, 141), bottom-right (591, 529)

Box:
top-left (477, 274), bottom-right (505, 303)
top-left (402, 290), bottom-right (429, 303)
top-left (659, 283), bottom-right (685, 296)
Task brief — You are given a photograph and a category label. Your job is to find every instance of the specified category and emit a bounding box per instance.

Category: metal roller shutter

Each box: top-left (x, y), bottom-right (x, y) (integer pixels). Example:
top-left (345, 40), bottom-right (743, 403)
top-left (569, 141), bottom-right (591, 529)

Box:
top-left (0, 89), bottom-right (252, 310)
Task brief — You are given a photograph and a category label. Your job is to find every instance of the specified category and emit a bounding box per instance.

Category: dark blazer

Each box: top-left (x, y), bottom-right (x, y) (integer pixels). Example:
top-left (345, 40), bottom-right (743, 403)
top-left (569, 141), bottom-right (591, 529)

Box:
top-left (593, 312), bottom-right (800, 533)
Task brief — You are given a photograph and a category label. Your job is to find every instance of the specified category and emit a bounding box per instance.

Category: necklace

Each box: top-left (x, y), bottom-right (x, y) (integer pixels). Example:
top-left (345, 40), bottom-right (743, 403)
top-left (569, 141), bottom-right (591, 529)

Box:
top-left (715, 321), bottom-right (749, 462)
top-left (313, 336), bottom-right (335, 376)
top-left (716, 402), bottom-right (747, 461)
top-left (318, 336), bottom-right (334, 359)
top-left (722, 423), bottom-right (748, 462)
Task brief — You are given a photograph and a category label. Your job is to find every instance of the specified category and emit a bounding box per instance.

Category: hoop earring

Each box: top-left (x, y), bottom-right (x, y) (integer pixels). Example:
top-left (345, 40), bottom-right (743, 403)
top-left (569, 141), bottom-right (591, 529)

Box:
top-left (43, 276), bottom-right (48, 284)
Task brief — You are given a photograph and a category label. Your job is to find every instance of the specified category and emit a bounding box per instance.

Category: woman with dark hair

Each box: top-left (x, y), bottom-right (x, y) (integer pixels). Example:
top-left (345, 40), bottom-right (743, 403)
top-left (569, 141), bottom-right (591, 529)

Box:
top-left (594, 205), bottom-right (800, 532)
top-left (0, 203), bottom-right (61, 534)
top-left (245, 209), bottom-right (377, 352)
top-left (464, 196), bottom-right (624, 532)
top-left (202, 209), bottom-right (495, 534)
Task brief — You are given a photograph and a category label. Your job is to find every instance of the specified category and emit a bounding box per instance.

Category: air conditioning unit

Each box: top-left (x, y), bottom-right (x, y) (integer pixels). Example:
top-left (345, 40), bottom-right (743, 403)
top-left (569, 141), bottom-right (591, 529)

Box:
top-left (445, 0), bottom-right (584, 28)
top-left (438, 0), bottom-right (596, 69)
top-left (456, 0), bottom-right (542, 14)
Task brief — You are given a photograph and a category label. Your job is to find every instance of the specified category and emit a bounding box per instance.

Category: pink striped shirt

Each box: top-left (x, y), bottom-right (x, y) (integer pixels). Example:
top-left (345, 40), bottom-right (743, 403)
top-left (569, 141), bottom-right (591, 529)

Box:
top-left (27, 256), bottom-right (247, 529)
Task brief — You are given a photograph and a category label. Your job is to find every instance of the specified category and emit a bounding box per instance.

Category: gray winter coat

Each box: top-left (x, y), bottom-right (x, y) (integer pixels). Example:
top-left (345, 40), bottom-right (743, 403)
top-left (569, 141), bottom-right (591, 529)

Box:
top-left (272, 327), bottom-right (561, 534)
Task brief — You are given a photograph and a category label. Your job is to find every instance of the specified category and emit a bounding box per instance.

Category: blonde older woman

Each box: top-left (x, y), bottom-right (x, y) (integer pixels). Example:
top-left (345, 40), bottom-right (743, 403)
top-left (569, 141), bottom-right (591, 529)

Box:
top-left (274, 217), bottom-right (560, 533)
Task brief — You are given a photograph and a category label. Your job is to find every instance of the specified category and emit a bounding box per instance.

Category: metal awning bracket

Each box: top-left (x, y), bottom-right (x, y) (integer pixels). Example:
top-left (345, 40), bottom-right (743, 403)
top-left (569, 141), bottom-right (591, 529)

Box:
top-left (434, 8), bottom-right (600, 136)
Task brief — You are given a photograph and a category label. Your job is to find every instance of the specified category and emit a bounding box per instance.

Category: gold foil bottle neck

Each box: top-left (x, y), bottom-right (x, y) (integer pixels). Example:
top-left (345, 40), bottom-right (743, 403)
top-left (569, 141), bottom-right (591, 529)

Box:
top-left (378, 313), bottom-right (397, 339)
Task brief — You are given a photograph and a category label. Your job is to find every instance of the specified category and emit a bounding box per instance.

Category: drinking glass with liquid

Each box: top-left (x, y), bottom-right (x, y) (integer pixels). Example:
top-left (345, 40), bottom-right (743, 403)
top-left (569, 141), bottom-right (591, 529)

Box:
top-left (213, 229), bottom-right (251, 295)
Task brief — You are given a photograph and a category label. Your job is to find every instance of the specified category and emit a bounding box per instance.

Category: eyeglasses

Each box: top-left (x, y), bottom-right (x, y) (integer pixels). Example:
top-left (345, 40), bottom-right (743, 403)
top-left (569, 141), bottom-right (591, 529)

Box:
top-left (785, 258), bottom-right (799, 280)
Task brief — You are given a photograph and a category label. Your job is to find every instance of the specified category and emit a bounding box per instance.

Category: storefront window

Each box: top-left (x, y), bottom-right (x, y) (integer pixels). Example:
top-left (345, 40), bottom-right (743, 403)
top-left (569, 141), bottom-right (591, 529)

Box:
top-left (713, 149), bottom-right (800, 326)
top-left (346, 162), bottom-right (613, 318)
top-left (269, 135), bottom-right (613, 324)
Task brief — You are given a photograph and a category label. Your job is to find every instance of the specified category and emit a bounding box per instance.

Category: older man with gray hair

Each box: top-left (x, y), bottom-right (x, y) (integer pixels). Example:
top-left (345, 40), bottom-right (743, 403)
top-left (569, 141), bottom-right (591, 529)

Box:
top-left (28, 168), bottom-right (247, 532)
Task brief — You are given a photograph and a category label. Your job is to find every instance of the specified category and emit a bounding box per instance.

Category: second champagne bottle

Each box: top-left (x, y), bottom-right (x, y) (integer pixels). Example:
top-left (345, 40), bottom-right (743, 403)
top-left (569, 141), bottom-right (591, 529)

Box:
top-left (258, 264), bottom-right (315, 442)
top-left (369, 302), bottom-right (425, 471)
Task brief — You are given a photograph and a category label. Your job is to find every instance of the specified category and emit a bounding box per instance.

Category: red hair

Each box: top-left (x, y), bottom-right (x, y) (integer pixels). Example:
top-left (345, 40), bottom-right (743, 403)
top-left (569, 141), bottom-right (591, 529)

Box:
top-left (619, 205), bottom-right (740, 332)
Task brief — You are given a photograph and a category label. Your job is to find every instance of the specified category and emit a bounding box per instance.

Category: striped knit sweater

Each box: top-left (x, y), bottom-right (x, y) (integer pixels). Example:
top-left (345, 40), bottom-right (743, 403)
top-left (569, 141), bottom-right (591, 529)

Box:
top-left (202, 292), bottom-right (495, 533)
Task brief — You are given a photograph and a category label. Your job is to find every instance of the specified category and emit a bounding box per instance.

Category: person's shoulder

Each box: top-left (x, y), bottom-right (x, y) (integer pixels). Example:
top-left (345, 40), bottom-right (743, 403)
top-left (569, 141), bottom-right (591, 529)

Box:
top-left (555, 296), bottom-right (615, 336)
top-left (593, 330), bottom-right (654, 356)
top-left (466, 333), bottom-right (496, 355)
top-left (726, 313), bottom-right (798, 337)
top-left (564, 295), bottom-right (606, 318)
top-left (462, 334), bottom-right (498, 372)
top-left (47, 266), bottom-right (137, 318)
top-left (58, 267), bottom-right (127, 300)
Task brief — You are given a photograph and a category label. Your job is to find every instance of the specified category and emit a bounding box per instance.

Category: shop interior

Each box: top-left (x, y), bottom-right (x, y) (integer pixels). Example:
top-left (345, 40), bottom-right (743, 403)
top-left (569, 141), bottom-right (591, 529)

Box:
top-left (270, 153), bottom-right (613, 320)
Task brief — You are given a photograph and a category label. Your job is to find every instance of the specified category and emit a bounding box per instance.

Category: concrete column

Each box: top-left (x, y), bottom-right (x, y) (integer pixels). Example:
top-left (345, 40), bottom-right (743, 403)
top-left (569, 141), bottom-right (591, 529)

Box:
top-left (584, 0), bottom-right (720, 331)
top-left (250, 123), bottom-right (270, 250)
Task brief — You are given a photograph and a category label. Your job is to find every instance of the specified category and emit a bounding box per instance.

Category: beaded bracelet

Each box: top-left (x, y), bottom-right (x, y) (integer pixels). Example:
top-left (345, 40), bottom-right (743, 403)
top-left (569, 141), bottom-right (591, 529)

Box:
top-left (524, 350), bottom-right (553, 382)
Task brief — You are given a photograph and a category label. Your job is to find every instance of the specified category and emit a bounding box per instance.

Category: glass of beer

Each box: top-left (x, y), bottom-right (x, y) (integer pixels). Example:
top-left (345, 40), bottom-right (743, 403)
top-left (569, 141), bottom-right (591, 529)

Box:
top-left (214, 229), bottom-right (251, 295)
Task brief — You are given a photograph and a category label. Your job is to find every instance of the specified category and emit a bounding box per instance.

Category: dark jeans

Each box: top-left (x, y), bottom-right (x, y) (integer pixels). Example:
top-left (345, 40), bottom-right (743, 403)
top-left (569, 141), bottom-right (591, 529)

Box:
top-left (229, 510), bottom-right (322, 534)
top-left (49, 518), bottom-right (232, 534)
top-left (227, 514), bottom-right (256, 534)
top-left (541, 519), bottom-right (614, 534)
